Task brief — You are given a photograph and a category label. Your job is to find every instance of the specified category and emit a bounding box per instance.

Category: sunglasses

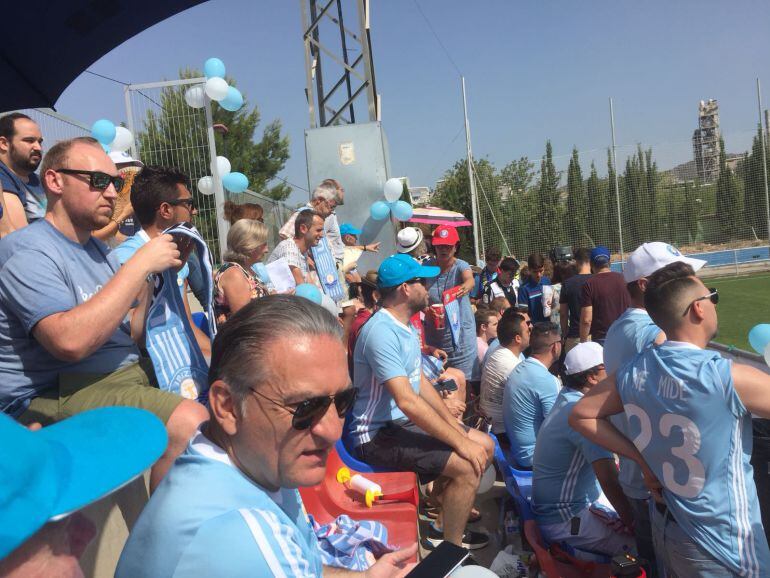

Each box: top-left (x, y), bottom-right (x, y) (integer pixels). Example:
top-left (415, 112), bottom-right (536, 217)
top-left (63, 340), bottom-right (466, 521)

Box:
top-left (249, 387), bottom-right (358, 430)
top-left (405, 278), bottom-right (426, 286)
top-left (56, 169), bottom-right (125, 192)
top-left (683, 288), bottom-right (718, 316)
top-left (167, 198), bottom-right (196, 211)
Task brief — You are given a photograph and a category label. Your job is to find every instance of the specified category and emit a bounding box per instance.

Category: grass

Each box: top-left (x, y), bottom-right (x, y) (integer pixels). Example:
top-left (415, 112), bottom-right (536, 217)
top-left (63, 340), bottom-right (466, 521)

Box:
top-left (708, 272), bottom-right (770, 352)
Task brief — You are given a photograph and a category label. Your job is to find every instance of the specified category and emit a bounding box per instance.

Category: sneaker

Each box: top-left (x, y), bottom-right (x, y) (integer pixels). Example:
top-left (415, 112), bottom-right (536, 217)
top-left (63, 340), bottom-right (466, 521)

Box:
top-left (426, 523), bottom-right (489, 550)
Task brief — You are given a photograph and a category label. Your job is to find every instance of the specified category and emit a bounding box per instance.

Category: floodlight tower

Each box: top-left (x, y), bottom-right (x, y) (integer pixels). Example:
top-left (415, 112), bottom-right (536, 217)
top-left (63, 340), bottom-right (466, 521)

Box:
top-left (299, 0), bottom-right (379, 128)
top-left (692, 99), bottom-right (721, 183)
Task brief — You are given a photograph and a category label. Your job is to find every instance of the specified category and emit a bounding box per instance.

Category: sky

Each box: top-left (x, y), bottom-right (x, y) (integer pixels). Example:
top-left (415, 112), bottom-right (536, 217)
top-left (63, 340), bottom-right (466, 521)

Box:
top-left (55, 0), bottom-right (770, 204)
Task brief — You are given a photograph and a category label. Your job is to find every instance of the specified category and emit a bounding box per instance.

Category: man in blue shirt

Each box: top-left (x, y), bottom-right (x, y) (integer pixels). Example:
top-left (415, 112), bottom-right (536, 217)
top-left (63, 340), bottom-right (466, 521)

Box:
top-left (517, 252), bottom-right (551, 323)
top-left (604, 242), bottom-right (706, 575)
top-left (118, 296), bottom-right (417, 577)
top-left (472, 246), bottom-right (501, 300)
top-left (533, 342), bottom-right (635, 558)
top-left (352, 254), bottom-right (493, 549)
top-left (503, 321), bottom-right (561, 468)
top-left (0, 113), bottom-right (46, 228)
top-left (0, 136), bottom-right (207, 491)
top-left (114, 165), bottom-right (210, 357)
top-left (571, 261), bottom-right (770, 577)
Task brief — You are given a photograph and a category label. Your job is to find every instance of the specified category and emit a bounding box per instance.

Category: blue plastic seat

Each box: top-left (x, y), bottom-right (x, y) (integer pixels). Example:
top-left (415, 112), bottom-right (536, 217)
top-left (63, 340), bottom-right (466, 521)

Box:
top-left (489, 432), bottom-right (533, 501)
top-left (191, 311), bottom-right (211, 338)
top-left (334, 417), bottom-right (391, 473)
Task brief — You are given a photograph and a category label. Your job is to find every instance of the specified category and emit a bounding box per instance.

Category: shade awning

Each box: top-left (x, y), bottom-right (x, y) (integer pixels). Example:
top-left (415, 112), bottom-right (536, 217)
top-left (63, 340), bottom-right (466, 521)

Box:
top-left (408, 206), bottom-right (472, 227)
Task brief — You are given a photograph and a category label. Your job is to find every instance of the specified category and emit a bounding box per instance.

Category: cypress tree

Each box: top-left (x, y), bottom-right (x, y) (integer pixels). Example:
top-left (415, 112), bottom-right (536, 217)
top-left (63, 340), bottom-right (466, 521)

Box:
top-left (565, 147), bottom-right (588, 247)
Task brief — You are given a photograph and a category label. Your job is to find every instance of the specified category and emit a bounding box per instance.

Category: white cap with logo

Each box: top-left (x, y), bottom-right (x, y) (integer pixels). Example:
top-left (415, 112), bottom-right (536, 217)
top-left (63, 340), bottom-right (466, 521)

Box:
top-left (108, 150), bottom-right (143, 168)
top-left (623, 242), bottom-right (707, 283)
top-left (564, 342), bottom-right (604, 375)
top-left (396, 227), bottom-right (424, 254)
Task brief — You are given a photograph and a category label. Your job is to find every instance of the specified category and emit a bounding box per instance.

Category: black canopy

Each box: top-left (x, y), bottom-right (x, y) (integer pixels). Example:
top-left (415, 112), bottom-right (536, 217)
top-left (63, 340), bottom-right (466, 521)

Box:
top-left (0, 0), bottom-right (207, 111)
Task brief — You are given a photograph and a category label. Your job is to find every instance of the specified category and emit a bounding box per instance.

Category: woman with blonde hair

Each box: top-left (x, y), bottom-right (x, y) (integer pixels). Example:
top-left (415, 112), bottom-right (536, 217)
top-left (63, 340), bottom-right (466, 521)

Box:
top-left (214, 219), bottom-right (270, 324)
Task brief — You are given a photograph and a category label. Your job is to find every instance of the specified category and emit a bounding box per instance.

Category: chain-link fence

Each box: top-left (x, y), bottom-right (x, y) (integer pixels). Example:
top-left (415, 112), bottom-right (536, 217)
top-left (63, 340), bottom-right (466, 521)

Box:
top-left (228, 189), bottom-right (292, 249)
top-left (456, 105), bottom-right (770, 273)
top-left (11, 108), bottom-right (90, 150)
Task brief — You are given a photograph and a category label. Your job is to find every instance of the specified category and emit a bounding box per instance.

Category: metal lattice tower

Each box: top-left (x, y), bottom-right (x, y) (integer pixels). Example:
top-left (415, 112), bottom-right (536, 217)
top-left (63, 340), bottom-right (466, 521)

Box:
top-left (692, 99), bottom-right (721, 183)
top-left (300, 0), bottom-right (379, 128)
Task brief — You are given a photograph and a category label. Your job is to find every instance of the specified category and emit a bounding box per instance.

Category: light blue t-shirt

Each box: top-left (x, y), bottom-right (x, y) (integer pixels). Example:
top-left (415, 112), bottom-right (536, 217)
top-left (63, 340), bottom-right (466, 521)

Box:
top-left (617, 342), bottom-right (770, 575)
top-left (350, 308), bottom-right (422, 447)
top-left (604, 308), bottom-right (662, 499)
top-left (503, 357), bottom-right (560, 467)
top-left (532, 388), bottom-right (613, 525)
top-left (115, 230), bottom-right (189, 289)
top-left (117, 429), bottom-right (322, 578)
top-left (0, 220), bottom-right (139, 417)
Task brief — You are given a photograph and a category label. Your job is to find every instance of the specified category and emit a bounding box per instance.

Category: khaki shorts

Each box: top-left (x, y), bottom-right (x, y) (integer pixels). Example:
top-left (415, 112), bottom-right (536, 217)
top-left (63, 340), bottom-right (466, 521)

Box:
top-left (18, 359), bottom-right (183, 427)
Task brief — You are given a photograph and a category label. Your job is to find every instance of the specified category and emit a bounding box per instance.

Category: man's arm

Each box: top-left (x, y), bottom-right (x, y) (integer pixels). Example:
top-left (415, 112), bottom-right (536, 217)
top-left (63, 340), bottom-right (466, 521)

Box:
top-left (324, 544), bottom-right (417, 577)
top-left (559, 303), bottom-right (569, 340)
top-left (732, 363), bottom-right (770, 418)
top-left (289, 265), bottom-right (306, 286)
top-left (579, 306), bottom-right (592, 342)
top-left (418, 373), bottom-right (466, 433)
top-left (3, 192), bottom-right (27, 230)
top-left (0, 182), bottom-right (15, 238)
top-left (182, 281), bottom-right (211, 357)
top-left (32, 234), bottom-right (181, 362)
top-left (592, 457), bottom-right (634, 528)
top-left (569, 375), bottom-right (662, 499)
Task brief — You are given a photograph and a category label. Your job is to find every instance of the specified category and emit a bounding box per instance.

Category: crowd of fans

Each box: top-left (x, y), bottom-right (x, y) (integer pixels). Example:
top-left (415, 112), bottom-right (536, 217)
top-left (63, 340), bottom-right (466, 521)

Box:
top-left (2, 111), bottom-right (770, 578)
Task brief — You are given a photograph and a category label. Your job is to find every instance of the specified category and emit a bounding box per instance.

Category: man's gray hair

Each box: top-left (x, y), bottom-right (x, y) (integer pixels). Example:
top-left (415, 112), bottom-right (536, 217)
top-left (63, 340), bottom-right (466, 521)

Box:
top-left (311, 181), bottom-right (338, 203)
top-left (209, 295), bottom-right (343, 410)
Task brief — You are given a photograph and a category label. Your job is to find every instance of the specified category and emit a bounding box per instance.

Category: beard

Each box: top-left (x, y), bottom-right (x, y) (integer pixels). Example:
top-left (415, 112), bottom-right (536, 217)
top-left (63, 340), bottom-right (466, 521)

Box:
top-left (10, 145), bottom-right (41, 172)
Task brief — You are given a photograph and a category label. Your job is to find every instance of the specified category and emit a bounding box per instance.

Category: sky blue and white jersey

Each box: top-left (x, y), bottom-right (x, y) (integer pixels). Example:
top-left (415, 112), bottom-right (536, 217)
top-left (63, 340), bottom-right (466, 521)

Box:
top-left (350, 308), bottom-right (422, 447)
top-left (116, 430), bottom-right (322, 578)
top-left (605, 308), bottom-right (661, 499)
top-left (503, 357), bottom-right (560, 467)
top-left (616, 342), bottom-right (770, 576)
top-left (532, 388), bottom-right (613, 525)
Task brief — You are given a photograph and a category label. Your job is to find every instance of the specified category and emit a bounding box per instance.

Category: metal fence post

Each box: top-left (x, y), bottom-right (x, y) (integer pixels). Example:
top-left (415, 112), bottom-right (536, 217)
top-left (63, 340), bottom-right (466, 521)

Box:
top-left (609, 97), bottom-right (625, 267)
top-left (204, 97), bottom-right (229, 263)
top-left (757, 79), bottom-right (770, 245)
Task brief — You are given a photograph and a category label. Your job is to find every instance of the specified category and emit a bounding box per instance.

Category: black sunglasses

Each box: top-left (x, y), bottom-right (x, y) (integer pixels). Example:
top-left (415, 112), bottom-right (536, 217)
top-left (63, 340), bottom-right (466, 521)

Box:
top-left (56, 169), bottom-right (125, 192)
top-left (405, 278), bottom-right (426, 286)
top-left (167, 198), bottom-right (196, 211)
top-left (683, 288), bottom-right (718, 316)
top-left (249, 387), bottom-right (358, 430)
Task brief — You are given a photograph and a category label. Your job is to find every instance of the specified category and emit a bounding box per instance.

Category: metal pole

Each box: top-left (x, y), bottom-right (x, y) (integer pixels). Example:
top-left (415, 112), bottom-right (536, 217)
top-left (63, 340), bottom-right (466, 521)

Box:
top-left (204, 97), bottom-right (229, 263)
top-left (609, 97), bottom-right (625, 268)
top-left (462, 76), bottom-right (481, 265)
top-left (757, 78), bottom-right (770, 244)
top-left (123, 86), bottom-right (137, 160)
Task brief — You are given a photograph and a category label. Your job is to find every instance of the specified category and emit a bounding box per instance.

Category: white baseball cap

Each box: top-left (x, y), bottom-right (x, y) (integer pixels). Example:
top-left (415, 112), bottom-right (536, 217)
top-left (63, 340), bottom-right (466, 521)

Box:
top-left (623, 242), bottom-right (706, 283)
top-left (564, 342), bottom-right (604, 375)
top-left (396, 227), bottom-right (424, 254)
top-left (108, 150), bottom-right (143, 168)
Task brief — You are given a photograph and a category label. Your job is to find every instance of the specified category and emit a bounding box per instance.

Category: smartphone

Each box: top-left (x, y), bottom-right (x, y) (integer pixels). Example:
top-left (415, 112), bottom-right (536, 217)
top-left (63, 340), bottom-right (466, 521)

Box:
top-left (405, 541), bottom-right (468, 578)
top-left (439, 378), bottom-right (458, 392)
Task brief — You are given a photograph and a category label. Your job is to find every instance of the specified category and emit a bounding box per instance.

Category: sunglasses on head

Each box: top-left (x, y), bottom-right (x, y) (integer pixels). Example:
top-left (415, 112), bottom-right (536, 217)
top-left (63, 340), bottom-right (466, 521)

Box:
top-left (683, 288), bottom-right (718, 316)
top-left (56, 169), bottom-right (125, 192)
top-left (249, 387), bottom-right (358, 430)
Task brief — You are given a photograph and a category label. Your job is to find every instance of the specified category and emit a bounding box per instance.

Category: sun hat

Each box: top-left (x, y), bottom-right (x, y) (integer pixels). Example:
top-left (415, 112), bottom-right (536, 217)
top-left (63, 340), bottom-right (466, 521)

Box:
top-left (378, 254), bottom-right (440, 289)
top-left (623, 242), bottom-right (707, 283)
top-left (360, 270), bottom-right (378, 289)
top-left (590, 246), bottom-right (611, 266)
top-left (432, 225), bottom-right (460, 246)
top-left (0, 407), bottom-right (167, 561)
top-left (564, 342), bottom-right (604, 375)
top-left (339, 223), bottom-right (362, 237)
top-left (108, 150), bottom-right (143, 168)
top-left (396, 227), bottom-right (424, 253)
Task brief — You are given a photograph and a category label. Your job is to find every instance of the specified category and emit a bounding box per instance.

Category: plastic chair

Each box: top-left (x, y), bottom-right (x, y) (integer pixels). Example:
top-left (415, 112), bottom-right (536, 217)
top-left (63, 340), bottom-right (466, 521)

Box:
top-left (334, 417), bottom-right (394, 474)
top-left (191, 311), bottom-right (211, 338)
top-left (489, 432), bottom-right (533, 501)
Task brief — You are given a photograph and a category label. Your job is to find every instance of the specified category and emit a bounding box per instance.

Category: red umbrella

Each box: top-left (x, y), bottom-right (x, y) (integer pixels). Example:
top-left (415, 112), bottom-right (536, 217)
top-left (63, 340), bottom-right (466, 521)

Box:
top-left (408, 206), bottom-right (472, 227)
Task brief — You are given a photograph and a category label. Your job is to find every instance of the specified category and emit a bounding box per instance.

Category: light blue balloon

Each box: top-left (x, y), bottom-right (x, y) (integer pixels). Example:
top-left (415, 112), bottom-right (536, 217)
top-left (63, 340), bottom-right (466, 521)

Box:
top-left (295, 283), bottom-right (322, 304)
top-left (220, 86), bottom-right (243, 112)
top-left (91, 119), bottom-right (116, 145)
top-left (370, 201), bottom-right (390, 221)
top-left (749, 324), bottom-right (770, 354)
top-left (222, 171), bottom-right (249, 193)
top-left (391, 200), bottom-right (413, 222)
top-left (204, 57), bottom-right (226, 79)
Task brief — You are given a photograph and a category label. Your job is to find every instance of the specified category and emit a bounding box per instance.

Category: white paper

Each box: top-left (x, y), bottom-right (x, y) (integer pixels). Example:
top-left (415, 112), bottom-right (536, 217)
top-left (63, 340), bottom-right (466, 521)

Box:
top-left (265, 258), bottom-right (296, 293)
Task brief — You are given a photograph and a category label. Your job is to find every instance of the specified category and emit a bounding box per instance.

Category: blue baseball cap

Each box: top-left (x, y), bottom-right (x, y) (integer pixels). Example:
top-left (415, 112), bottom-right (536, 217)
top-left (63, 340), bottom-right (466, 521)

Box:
top-left (590, 245), bottom-right (611, 266)
top-left (339, 223), bottom-right (362, 237)
top-left (0, 407), bottom-right (167, 561)
top-left (377, 254), bottom-right (440, 288)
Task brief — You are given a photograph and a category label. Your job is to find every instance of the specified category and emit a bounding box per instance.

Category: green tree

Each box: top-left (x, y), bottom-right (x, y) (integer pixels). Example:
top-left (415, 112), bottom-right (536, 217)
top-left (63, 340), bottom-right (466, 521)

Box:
top-left (715, 137), bottom-right (741, 239)
top-left (499, 157), bottom-right (536, 257)
top-left (644, 148), bottom-right (660, 240)
top-left (605, 149), bottom-right (620, 251)
top-left (565, 147), bottom-right (587, 247)
top-left (742, 126), bottom-right (770, 240)
top-left (585, 162), bottom-right (605, 247)
top-left (532, 141), bottom-right (562, 253)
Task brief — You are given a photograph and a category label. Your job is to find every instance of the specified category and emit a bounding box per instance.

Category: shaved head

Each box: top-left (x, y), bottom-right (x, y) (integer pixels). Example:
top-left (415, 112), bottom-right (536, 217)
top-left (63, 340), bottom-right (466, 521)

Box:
top-left (644, 262), bottom-right (704, 334)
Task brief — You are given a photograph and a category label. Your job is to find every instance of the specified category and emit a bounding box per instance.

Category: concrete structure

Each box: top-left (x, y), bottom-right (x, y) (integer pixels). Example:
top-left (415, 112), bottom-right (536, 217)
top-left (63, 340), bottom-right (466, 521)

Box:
top-left (692, 99), bottom-right (721, 183)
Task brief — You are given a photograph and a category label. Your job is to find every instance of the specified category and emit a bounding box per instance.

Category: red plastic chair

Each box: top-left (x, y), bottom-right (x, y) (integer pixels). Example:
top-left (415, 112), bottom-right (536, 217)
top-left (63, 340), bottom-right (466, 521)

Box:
top-left (299, 447), bottom-right (419, 562)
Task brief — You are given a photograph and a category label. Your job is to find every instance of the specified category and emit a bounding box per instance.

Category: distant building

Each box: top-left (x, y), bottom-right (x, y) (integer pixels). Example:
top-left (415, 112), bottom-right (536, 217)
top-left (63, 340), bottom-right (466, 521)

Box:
top-left (692, 99), bottom-right (721, 183)
top-left (408, 186), bottom-right (432, 206)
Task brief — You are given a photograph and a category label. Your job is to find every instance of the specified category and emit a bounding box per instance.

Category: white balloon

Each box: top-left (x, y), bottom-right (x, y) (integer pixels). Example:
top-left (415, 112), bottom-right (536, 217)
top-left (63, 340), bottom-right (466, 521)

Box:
top-left (383, 178), bottom-right (403, 203)
top-left (197, 176), bottom-right (214, 196)
top-left (211, 156), bottom-right (231, 177)
top-left (109, 126), bottom-right (133, 153)
top-left (477, 464), bottom-right (496, 494)
top-left (184, 86), bottom-right (206, 109)
top-left (765, 342), bottom-right (770, 367)
top-left (204, 77), bottom-right (229, 102)
top-left (450, 566), bottom-right (498, 578)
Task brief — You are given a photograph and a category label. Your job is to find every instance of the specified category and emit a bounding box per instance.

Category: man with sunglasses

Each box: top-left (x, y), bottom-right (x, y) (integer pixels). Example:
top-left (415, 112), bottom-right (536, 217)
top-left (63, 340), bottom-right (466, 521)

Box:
top-left (350, 254), bottom-right (493, 550)
top-left (0, 137), bottom-right (208, 492)
top-left (571, 261), bottom-right (770, 576)
top-left (118, 295), bottom-right (417, 577)
top-left (601, 242), bottom-right (706, 575)
top-left (114, 165), bottom-right (210, 356)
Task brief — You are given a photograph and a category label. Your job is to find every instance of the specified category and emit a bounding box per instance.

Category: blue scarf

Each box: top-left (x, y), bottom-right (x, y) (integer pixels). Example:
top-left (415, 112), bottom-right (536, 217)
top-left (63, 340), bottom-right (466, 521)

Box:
top-left (145, 223), bottom-right (216, 404)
